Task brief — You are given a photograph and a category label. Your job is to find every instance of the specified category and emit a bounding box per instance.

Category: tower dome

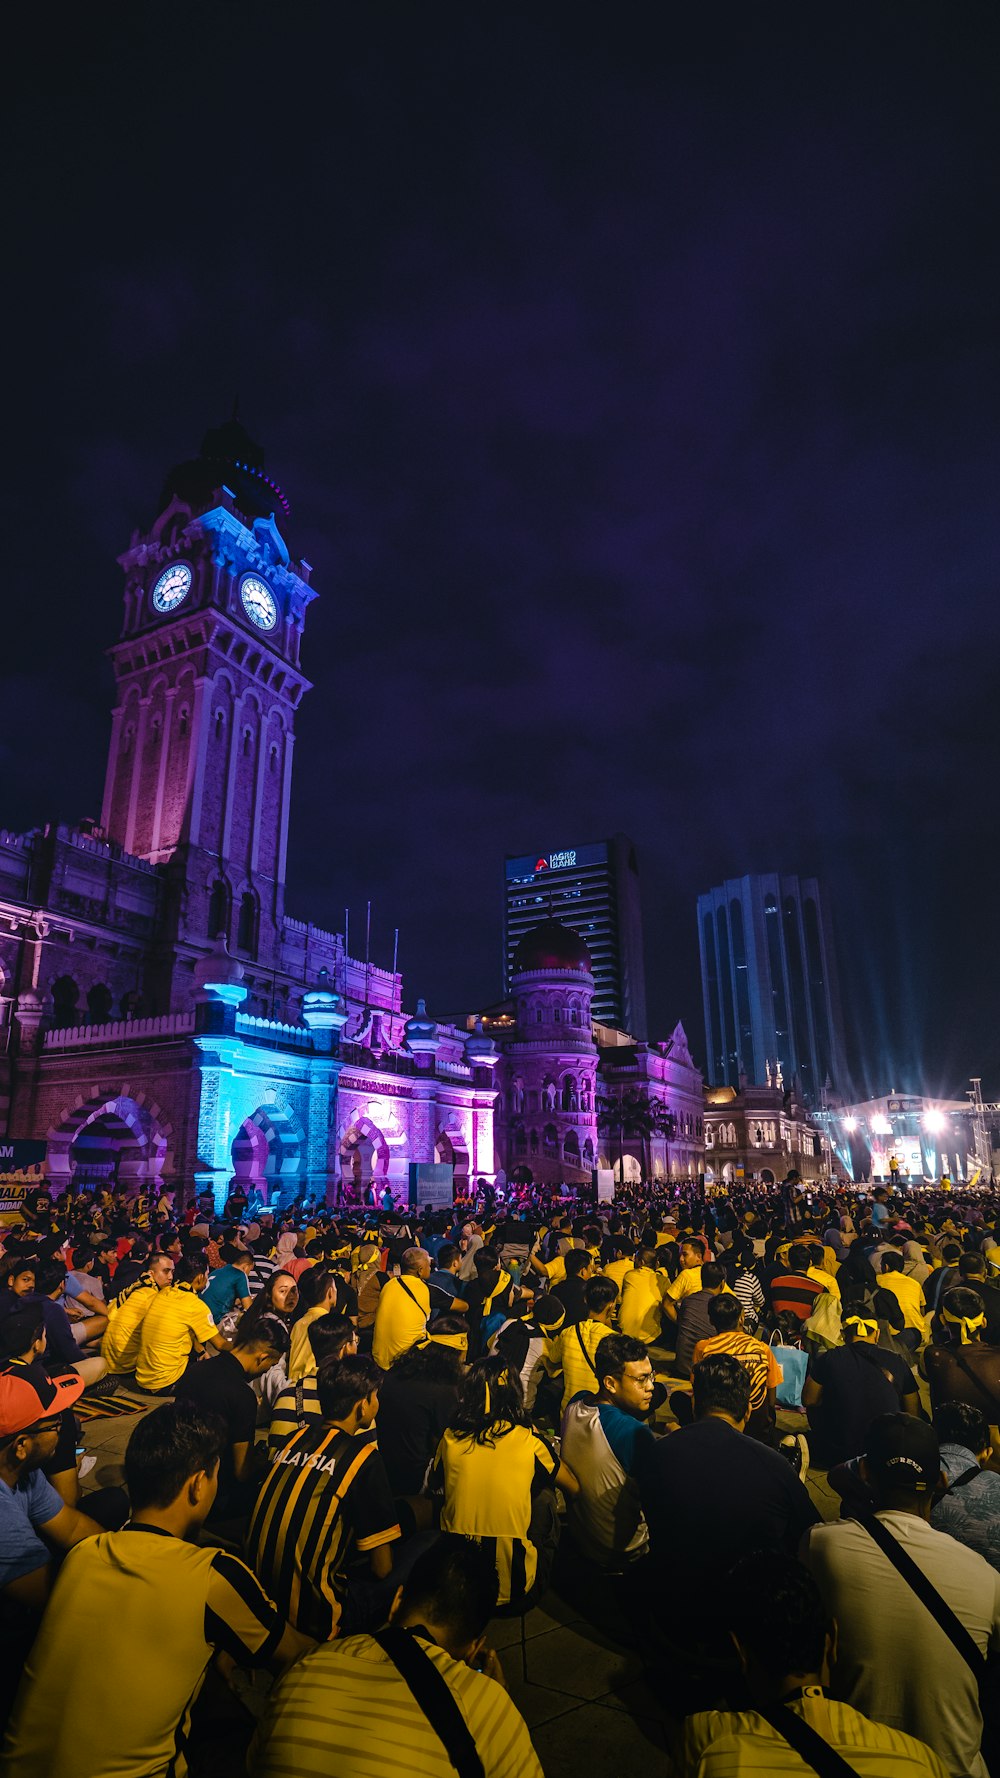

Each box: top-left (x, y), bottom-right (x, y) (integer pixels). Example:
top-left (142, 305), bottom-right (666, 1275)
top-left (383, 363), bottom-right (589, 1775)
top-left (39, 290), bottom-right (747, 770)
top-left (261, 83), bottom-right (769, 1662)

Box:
top-left (157, 415), bottom-right (291, 523)
top-left (512, 918), bottom-right (592, 976)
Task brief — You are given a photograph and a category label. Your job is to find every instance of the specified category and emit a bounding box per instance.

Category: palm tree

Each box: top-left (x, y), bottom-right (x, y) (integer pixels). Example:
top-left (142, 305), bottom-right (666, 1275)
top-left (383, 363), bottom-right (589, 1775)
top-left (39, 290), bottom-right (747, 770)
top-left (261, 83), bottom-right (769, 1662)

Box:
top-left (596, 1088), bottom-right (673, 1183)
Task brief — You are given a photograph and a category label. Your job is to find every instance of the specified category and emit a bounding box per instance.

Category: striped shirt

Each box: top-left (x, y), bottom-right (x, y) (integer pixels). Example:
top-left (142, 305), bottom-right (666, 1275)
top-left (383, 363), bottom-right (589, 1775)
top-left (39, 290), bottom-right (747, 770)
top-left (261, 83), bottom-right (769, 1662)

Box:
top-left (267, 1375), bottom-right (322, 1456)
top-left (690, 1329), bottom-right (783, 1412)
top-left (769, 1270), bottom-right (827, 1323)
top-left (248, 1630), bottom-right (543, 1778)
top-left (431, 1426), bottom-right (558, 1608)
top-left (5, 1527), bottom-right (283, 1778)
top-left (682, 1689), bottom-right (949, 1775)
top-left (246, 1422), bottom-right (400, 1637)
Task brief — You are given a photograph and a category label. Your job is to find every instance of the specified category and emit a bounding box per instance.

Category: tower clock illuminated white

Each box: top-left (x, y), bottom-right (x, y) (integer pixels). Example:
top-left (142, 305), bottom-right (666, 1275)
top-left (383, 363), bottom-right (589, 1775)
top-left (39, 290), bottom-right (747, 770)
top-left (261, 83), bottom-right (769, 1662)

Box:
top-left (240, 574), bottom-right (278, 630)
top-left (151, 562), bottom-right (192, 612)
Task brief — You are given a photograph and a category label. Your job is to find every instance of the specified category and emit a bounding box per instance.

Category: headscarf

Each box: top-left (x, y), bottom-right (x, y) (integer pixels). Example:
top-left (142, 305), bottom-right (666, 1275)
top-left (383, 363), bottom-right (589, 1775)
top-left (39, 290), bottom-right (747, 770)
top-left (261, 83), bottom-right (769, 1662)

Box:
top-left (941, 1306), bottom-right (987, 1344)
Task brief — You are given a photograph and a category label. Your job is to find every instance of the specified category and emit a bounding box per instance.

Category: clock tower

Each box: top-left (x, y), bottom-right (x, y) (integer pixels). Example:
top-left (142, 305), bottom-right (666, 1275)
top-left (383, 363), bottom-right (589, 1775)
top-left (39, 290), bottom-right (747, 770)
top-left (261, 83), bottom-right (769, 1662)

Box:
top-left (101, 419), bottom-right (316, 996)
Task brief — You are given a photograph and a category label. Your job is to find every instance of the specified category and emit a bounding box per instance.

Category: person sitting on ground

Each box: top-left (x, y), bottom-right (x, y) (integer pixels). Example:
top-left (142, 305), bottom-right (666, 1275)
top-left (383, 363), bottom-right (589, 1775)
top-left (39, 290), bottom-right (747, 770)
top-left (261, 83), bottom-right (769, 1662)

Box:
top-left (877, 1251), bottom-right (928, 1348)
top-left (287, 1266), bottom-right (340, 1383)
top-left (2, 1401), bottom-right (312, 1778)
top-left (135, 1254), bottom-right (230, 1394)
top-left (768, 1242), bottom-right (832, 1324)
top-left (247, 1353), bottom-right (402, 1638)
top-left (0, 1307), bottom-right (83, 1508)
top-left (376, 1318), bottom-right (465, 1503)
top-left (100, 1251), bottom-right (175, 1377)
top-left (690, 1291), bottom-right (783, 1441)
top-left (430, 1356), bottom-right (579, 1613)
top-left (199, 1242), bottom-right (254, 1326)
top-left (248, 1534), bottom-right (543, 1778)
top-left (681, 1550), bottom-right (949, 1776)
top-left (426, 1243), bottom-right (470, 1315)
top-left (372, 1248), bottom-right (431, 1369)
top-left (490, 1295), bottom-right (565, 1419)
top-left (173, 1315), bottom-right (289, 1519)
top-left (550, 1248), bottom-right (596, 1329)
top-left (0, 1259), bottom-right (38, 1317)
top-left (923, 1286), bottom-right (1000, 1421)
top-left (551, 1275), bottom-right (619, 1411)
top-left (930, 1400), bottom-right (1000, 1574)
top-left (601, 1237), bottom-right (636, 1302)
top-left (670, 1262), bottom-right (732, 1378)
top-left (719, 1234), bottom-right (766, 1330)
top-left (25, 1260), bottom-right (106, 1386)
top-left (62, 1246), bottom-right (110, 1324)
top-left (954, 1252), bottom-right (1000, 1343)
top-left (661, 1238), bottom-right (709, 1320)
top-left (267, 1313), bottom-right (358, 1455)
top-left (619, 1248), bottom-right (670, 1345)
top-left (0, 1365), bottom-right (105, 1726)
top-left (803, 1412), bottom-right (1000, 1778)
top-left (462, 1248), bottom-right (518, 1354)
top-left (802, 1300), bottom-right (920, 1468)
top-left (560, 1332), bottom-right (656, 1569)
top-left (639, 1354), bottom-right (820, 1636)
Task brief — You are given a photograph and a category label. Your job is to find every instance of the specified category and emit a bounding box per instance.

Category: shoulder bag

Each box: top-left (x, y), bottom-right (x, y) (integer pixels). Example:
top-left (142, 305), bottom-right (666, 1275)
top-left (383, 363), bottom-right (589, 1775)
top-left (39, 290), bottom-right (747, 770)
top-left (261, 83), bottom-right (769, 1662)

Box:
top-left (374, 1627), bottom-right (485, 1778)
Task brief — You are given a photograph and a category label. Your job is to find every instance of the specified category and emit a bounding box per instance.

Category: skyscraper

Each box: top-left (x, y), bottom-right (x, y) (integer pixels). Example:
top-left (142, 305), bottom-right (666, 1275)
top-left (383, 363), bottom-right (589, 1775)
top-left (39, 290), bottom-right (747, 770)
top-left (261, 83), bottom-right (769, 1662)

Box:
top-left (503, 835), bottom-right (647, 1036)
top-left (697, 873), bottom-right (845, 1108)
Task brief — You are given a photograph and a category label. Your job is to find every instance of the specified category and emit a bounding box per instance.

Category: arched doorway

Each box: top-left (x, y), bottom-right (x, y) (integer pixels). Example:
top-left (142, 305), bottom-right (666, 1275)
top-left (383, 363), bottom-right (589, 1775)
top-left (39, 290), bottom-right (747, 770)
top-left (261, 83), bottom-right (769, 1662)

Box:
top-left (338, 1116), bottom-right (391, 1202)
top-left (47, 1093), bottom-right (170, 1198)
top-left (435, 1127), bottom-right (470, 1193)
top-left (230, 1103), bottom-right (304, 1210)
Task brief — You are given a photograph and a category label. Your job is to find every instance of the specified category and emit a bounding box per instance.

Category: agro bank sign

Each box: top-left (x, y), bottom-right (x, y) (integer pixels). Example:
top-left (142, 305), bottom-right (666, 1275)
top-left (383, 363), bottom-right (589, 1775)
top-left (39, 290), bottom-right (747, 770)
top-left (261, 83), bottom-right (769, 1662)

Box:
top-left (505, 841), bottom-right (608, 881)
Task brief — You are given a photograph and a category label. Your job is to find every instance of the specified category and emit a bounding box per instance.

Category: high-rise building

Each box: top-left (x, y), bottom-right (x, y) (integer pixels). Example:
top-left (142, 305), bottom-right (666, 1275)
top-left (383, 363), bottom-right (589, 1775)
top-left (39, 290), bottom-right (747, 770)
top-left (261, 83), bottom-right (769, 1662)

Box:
top-left (503, 835), bottom-right (647, 1036)
top-left (697, 873), bottom-right (845, 1108)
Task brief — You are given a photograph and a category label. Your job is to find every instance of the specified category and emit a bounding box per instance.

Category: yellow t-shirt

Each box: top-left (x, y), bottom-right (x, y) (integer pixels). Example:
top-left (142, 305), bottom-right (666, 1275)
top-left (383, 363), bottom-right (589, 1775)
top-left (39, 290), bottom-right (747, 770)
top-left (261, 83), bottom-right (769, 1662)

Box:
top-left (807, 1264), bottom-right (841, 1301)
top-left (135, 1284), bottom-right (218, 1391)
top-left (101, 1280), bottom-right (158, 1375)
top-left (371, 1275), bottom-right (430, 1369)
top-left (878, 1269), bottom-right (928, 1333)
top-left (536, 1254), bottom-right (566, 1287)
top-left (619, 1268), bottom-right (667, 1343)
top-left (433, 1424), bottom-right (558, 1606)
top-left (602, 1257), bottom-right (632, 1294)
top-left (556, 1318), bottom-right (615, 1409)
top-left (683, 1687), bottom-right (949, 1776)
top-left (664, 1266), bottom-right (703, 1303)
top-left (288, 1303), bottom-right (330, 1383)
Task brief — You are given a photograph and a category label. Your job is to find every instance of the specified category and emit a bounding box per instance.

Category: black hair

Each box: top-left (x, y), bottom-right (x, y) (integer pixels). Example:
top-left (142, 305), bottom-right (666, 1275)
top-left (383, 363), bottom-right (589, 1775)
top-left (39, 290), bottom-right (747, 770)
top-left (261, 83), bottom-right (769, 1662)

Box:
top-left (707, 1292), bottom-right (742, 1332)
top-left (583, 1276), bottom-right (618, 1314)
top-left (450, 1356), bottom-right (528, 1446)
top-left (124, 1401), bottom-right (227, 1510)
top-left (0, 1305), bottom-right (45, 1359)
top-left (788, 1243), bottom-right (812, 1271)
top-left (294, 1266), bottom-right (335, 1315)
top-left (531, 1294), bottom-right (565, 1329)
top-left (701, 1262), bottom-right (725, 1290)
top-left (399, 1533), bottom-right (499, 1642)
top-left (939, 1287), bottom-right (986, 1335)
top-left (958, 1253), bottom-right (987, 1278)
top-left (725, 1553), bottom-right (829, 1675)
top-left (232, 1313), bottom-right (289, 1356)
top-left (934, 1399), bottom-right (988, 1453)
top-left (172, 1255), bottom-right (207, 1287)
top-left (691, 1351), bottom-right (752, 1422)
top-left (594, 1332), bottom-right (649, 1386)
top-left (563, 1249), bottom-right (593, 1280)
top-left (390, 1334), bottom-right (464, 1387)
top-left (435, 1243), bottom-right (459, 1270)
top-left (34, 1258), bottom-right (68, 1296)
top-left (306, 1311), bottom-right (357, 1367)
top-left (2, 1257), bottom-right (36, 1288)
top-left (316, 1353), bottom-right (382, 1420)
top-left (237, 1271), bottom-right (297, 1339)
top-left (881, 1252), bottom-right (904, 1273)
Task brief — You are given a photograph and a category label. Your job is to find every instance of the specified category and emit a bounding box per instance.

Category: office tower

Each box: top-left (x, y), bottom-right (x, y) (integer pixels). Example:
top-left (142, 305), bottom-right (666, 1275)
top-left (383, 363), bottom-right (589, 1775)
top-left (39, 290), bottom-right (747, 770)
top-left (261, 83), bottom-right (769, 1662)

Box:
top-left (503, 835), bottom-right (647, 1036)
top-left (697, 873), bottom-right (845, 1108)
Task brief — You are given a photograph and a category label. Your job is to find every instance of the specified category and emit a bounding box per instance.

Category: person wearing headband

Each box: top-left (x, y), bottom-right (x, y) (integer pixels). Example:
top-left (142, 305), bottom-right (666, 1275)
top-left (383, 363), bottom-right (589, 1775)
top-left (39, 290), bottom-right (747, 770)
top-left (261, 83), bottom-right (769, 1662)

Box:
top-left (801, 1298), bottom-right (919, 1467)
top-left (924, 1286), bottom-right (1000, 1427)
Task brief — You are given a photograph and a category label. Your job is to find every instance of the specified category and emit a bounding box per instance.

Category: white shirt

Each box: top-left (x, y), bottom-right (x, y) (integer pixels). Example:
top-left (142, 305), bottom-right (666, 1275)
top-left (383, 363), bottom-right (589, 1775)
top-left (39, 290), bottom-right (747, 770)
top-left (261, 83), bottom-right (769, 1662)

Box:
top-left (803, 1511), bottom-right (1000, 1778)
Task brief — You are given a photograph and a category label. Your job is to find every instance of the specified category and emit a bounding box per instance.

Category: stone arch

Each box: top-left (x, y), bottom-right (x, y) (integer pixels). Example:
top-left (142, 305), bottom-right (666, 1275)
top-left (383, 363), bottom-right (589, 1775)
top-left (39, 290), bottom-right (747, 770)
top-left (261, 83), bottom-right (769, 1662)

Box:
top-left (230, 1097), bottom-right (305, 1208)
top-left (339, 1113), bottom-right (391, 1197)
top-left (50, 975), bottom-right (80, 1028)
top-left (46, 1092), bottom-right (171, 1197)
top-left (435, 1124), bottom-right (470, 1191)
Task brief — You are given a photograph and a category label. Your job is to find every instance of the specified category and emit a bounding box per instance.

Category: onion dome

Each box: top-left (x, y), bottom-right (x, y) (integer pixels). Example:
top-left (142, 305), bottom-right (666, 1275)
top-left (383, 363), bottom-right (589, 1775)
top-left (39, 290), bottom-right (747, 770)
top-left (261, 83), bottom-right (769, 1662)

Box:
top-left (464, 1017), bottom-right (499, 1069)
top-left (157, 415), bottom-right (291, 523)
top-left (302, 969), bottom-right (348, 1034)
top-left (512, 918), bottom-right (592, 976)
top-left (404, 998), bottom-right (441, 1054)
top-left (193, 933), bottom-right (247, 1007)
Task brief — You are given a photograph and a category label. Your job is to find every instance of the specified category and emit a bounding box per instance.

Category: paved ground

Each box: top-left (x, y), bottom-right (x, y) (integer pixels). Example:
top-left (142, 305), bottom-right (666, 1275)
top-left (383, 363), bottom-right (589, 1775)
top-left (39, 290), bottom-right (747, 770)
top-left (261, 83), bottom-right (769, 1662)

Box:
top-left (77, 1385), bottom-right (839, 1775)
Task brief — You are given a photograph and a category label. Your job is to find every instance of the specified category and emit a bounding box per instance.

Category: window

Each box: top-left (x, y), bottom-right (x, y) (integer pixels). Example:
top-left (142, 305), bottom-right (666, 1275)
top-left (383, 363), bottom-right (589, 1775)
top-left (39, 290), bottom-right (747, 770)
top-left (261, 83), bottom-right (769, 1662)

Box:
top-left (215, 710), bottom-right (226, 742)
top-left (243, 727), bottom-right (253, 758)
top-left (237, 891), bottom-right (259, 957)
top-left (208, 880), bottom-right (231, 941)
top-left (269, 743), bottom-right (279, 773)
top-left (178, 706), bottom-right (190, 738)
top-left (86, 983), bottom-right (113, 1023)
top-left (51, 976), bottom-right (80, 1028)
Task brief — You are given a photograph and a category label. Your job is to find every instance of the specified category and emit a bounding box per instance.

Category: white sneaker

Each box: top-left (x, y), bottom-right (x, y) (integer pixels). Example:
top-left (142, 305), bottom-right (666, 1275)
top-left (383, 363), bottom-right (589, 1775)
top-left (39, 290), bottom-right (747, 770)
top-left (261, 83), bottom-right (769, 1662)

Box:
top-left (78, 1455), bottom-right (98, 1481)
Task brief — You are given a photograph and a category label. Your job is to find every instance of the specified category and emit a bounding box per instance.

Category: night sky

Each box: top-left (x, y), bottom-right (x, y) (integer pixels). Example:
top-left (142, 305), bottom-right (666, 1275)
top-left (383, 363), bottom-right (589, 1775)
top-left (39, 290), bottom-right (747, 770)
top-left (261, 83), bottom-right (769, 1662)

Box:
top-left (5, 5), bottom-right (999, 1097)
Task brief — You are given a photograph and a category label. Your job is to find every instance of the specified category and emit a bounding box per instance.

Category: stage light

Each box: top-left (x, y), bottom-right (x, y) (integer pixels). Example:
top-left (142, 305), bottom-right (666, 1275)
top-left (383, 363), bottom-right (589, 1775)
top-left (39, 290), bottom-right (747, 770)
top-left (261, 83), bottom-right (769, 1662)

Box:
top-left (922, 1110), bottom-right (946, 1133)
top-left (843, 1115), bottom-right (858, 1131)
top-left (871, 1115), bottom-right (893, 1136)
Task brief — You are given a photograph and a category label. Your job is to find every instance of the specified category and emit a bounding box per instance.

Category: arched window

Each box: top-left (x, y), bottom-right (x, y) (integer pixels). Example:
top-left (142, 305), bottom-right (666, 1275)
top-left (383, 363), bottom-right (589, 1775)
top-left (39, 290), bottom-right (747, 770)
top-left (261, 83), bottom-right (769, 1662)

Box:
top-left (86, 983), bottom-right (113, 1024)
top-left (564, 1130), bottom-right (580, 1163)
top-left (119, 989), bottom-right (143, 1019)
top-left (582, 1137), bottom-right (594, 1166)
top-left (242, 727), bottom-right (253, 758)
top-left (150, 715), bottom-right (162, 747)
top-left (208, 880), bottom-right (231, 941)
top-left (513, 1125), bottom-right (527, 1156)
top-left (570, 1007), bottom-right (580, 1026)
top-left (214, 710), bottom-right (226, 742)
top-left (123, 724), bottom-right (134, 756)
top-left (237, 890), bottom-right (259, 957)
top-left (561, 1075), bottom-right (576, 1112)
top-left (51, 976), bottom-right (80, 1028)
top-left (269, 743), bottom-right (279, 773)
top-left (178, 706), bottom-right (190, 738)
top-left (536, 1007), bottom-right (543, 1024)
top-left (529, 1129), bottom-right (539, 1155)
top-left (542, 1124), bottom-right (558, 1155)
top-left (554, 1007), bottom-right (561, 1022)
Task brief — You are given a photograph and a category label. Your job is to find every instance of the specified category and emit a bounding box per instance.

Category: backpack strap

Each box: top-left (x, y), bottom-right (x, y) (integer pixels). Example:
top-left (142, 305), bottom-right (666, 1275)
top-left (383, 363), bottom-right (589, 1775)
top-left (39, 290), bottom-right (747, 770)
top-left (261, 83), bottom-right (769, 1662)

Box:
top-left (576, 1322), bottom-right (602, 1378)
top-left (374, 1628), bottom-right (485, 1778)
top-left (858, 1515), bottom-right (986, 1684)
top-left (758, 1702), bottom-right (862, 1777)
top-left (948, 1348), bottom-right (1000, 1417)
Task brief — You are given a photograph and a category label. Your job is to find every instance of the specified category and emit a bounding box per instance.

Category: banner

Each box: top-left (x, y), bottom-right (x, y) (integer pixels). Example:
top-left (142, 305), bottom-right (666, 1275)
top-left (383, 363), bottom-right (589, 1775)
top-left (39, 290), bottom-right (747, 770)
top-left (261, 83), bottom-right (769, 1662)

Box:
top-left (0, 1144), bottom-right (49, 1224)
top-left (408, 1162), bottom-right (454, 1211)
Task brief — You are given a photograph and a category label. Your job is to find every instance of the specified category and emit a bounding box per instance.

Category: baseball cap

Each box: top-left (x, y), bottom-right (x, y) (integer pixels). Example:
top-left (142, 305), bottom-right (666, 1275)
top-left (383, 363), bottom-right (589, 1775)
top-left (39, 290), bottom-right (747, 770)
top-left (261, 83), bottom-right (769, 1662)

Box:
top-left (0, 1365), bottom-right (85, 1437)
top-left (865, 1413), bottom-right (941, 1494)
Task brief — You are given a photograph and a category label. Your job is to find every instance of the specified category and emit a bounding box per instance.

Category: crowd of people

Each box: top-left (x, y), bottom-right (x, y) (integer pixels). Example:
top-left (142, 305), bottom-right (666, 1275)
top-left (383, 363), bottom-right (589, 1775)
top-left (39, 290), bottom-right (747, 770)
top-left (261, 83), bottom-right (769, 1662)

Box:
top-left (0, 1170), bottom-right (998, 1775)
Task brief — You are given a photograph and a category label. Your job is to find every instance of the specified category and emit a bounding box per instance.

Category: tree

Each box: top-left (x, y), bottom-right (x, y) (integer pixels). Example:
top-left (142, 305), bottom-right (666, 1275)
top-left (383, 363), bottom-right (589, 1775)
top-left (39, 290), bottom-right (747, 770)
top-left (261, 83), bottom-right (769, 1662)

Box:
top-left (596, 1088), bottom-right (675, 1183)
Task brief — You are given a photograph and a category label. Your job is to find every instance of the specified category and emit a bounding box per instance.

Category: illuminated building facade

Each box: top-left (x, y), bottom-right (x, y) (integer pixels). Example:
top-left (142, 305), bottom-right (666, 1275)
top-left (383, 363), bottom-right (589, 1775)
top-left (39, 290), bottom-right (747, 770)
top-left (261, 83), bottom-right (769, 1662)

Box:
top-left (504, 835), bottom-right (647, 1036)
top-left (697, 872), bottom-right (846, 1110)
top-left (0, 421), bottom-right (497, 1208)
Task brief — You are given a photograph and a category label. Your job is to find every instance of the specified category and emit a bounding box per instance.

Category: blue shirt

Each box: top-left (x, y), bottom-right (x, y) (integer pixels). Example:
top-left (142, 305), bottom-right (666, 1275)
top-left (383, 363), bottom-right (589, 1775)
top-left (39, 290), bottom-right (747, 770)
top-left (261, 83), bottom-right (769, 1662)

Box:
top-left (427, 1269), bottom-right (460, 1300)
top-left (931, 1442), bottom-right (1000, 1574)
top-left (0, 1467), bottom-right (64, 1586)
top-left (200, 1265), bottom-right (251, 1320)
top-left (567, 1394), bottom-right (656, 1476)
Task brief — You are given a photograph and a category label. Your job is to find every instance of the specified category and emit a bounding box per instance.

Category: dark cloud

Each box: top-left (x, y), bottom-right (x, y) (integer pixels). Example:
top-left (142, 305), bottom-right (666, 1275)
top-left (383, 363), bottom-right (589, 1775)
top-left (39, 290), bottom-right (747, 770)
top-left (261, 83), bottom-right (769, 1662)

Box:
top-left (5, 4), bottom-right (999, 1093)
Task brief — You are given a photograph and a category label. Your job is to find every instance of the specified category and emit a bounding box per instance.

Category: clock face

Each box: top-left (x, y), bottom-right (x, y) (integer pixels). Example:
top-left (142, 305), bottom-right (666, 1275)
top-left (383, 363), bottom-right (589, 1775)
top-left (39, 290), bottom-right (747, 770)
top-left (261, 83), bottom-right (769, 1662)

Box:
top-left (151, 562), bottom-right (192, 613)
top-left (240, 574), bottom-right (278, 631)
